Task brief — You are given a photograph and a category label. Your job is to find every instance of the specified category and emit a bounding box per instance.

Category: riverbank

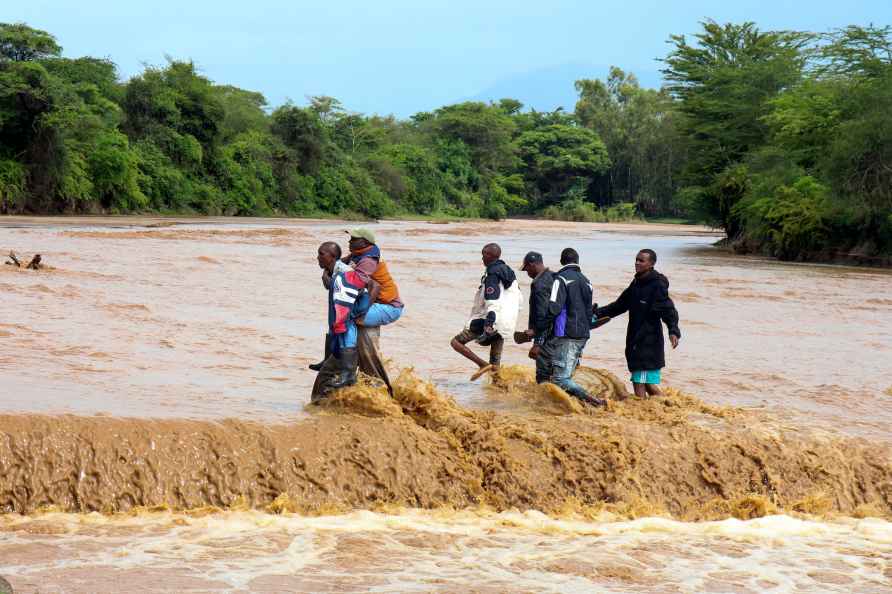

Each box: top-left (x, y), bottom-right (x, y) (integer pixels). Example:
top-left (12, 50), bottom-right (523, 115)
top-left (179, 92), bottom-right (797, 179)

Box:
top-left (0, 214), bottom-right (721, 236)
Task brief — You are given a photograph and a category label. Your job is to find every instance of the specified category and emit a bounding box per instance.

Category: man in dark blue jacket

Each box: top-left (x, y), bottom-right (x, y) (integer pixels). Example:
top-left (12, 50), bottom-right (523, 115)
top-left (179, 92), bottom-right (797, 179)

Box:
top-left (543, 248), bottom-right (605, 407)
top-left (596, 249), bottom-right (681, 398)
top-left (519, 251), bottom-right (556, 383)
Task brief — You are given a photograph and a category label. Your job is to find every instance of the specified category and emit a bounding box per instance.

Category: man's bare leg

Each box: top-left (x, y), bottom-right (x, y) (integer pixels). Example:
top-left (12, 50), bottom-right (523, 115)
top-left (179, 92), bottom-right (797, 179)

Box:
top-left (451, 338), bottom-right (489, 369)
top-left (633, 382), bottom-right (648, 398)
top-left (645, 383), bottom-right (662, 397)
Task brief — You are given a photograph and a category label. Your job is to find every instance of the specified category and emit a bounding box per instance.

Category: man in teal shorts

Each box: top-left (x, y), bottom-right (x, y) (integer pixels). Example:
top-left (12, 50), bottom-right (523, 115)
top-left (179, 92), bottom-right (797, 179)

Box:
top-left (595, 249), bottom-right (681, 398)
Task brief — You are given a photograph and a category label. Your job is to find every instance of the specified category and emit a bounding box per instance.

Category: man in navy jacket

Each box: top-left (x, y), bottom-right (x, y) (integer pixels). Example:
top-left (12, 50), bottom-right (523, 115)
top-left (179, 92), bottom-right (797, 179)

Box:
top-left (543, 248), bottom-right (605, 407)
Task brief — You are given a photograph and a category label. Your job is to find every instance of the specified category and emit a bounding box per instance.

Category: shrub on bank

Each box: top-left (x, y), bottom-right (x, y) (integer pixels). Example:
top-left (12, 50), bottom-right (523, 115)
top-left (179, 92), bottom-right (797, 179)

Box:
top-left (540, 199), bottom-right (640, 223)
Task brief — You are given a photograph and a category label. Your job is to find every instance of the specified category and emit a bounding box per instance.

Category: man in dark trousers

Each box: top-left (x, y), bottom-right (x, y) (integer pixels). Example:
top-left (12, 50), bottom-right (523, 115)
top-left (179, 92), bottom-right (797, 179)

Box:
top-left (519, 251), bottom-right (557, 384)
top-left (543, 248), bottom-right (606, 407)
top-left (595, 248), bottom-right (681, 398)
top-left (311, 241), bottom-right (367, 401)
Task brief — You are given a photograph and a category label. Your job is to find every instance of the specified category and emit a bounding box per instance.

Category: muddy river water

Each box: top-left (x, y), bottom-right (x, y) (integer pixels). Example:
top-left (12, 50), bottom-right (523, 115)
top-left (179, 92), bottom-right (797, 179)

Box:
top-left (0, 217), bottom-right (890, 593)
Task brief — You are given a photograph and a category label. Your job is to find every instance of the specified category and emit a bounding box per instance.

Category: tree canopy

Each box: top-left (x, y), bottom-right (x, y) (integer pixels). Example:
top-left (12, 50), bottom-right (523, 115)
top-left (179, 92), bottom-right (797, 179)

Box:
top-left (0, 21), bottom-right (889, 263)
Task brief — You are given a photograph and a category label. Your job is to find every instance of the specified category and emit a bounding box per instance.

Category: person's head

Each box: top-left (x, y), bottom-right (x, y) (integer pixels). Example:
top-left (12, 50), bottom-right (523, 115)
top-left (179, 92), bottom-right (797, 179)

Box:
top-left (482, 243), bottom-right (501, 266)
top-left (560, 247), bottom-right (579, 266)
top-left (317, 241), bottom-right (342, 271)
top-left (635, 249), bottom-right (657, 275)
top-left (520, 251), bottom-right (545, 279)
top-left (346, 228), bottom-right (376, 252)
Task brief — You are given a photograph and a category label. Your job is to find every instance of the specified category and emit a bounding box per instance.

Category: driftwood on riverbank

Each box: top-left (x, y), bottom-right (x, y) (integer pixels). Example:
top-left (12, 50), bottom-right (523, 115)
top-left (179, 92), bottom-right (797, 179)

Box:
top-left (5, 251), bottom-right (42, 270)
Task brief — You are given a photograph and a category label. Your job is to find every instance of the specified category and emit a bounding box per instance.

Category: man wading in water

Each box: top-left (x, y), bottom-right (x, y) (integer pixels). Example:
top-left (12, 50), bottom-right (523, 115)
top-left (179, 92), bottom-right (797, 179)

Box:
top-left (541, 248), bottom-right (606, 407)
top-left (518, 251), bottom-right (562, 385)
top-left (451, 243), bottom-right (520, 380)
top-left (311, 230), bottom-right (398, 395)
top-left (596, 249), bottom-right (681, 398)
top-left (312, 242), bottom-right (367, 400)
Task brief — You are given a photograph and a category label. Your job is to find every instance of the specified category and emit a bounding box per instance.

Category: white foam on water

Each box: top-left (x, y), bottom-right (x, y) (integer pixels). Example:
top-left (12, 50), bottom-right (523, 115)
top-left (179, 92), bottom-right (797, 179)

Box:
top-left (1, 510), bottom-right (890, 593)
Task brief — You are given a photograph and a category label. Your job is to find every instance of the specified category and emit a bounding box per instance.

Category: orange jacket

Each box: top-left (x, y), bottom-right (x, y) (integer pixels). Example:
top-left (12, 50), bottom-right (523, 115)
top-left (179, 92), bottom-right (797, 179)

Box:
top-left (348, 244), bottom-right (402, 306)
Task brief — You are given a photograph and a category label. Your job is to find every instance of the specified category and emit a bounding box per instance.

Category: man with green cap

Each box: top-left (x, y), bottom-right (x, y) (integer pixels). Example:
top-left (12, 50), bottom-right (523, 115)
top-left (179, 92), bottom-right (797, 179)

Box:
top-left (344, 228), bottom-right (404, 328)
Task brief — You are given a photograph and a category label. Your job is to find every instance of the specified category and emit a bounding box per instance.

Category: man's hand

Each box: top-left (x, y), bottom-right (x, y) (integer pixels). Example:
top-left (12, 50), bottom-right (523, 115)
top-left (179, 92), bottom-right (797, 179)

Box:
top-left (483, 322), bottom-right (496, 335)
top-left (670, 335), bottom-right (679, 349)
top-left (528, 345), bottom-right (540, 360)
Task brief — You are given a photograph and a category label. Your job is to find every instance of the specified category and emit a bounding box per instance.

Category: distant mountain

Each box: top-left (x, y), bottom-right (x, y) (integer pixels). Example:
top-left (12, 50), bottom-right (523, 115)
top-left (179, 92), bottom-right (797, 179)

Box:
top-left (462, 62), bottom-right (664, 112)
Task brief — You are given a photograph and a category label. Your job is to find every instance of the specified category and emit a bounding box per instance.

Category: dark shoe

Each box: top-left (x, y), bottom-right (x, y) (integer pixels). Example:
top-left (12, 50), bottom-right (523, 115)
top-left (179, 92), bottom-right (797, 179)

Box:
top-left (308, 361), bottom-right (325, 372)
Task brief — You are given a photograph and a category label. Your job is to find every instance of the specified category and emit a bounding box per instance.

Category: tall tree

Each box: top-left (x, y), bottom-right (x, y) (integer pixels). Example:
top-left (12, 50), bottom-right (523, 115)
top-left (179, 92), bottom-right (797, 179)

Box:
top-left (516, 124), bottom-right (610, 209)
top-left (662, 21), bottom-right (808, 234)
top-left (575, 67), bottom-right (683, 214)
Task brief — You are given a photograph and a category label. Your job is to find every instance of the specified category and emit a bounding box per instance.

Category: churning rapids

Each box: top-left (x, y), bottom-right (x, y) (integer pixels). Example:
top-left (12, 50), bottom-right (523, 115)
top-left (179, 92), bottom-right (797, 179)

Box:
top-left (0, 217), bottom-right (890, 593)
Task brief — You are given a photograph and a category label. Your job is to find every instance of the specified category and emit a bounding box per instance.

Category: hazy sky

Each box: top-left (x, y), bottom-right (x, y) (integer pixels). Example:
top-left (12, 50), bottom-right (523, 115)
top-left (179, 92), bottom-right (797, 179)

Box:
top-left (7, 1), bottom-right (891, 116)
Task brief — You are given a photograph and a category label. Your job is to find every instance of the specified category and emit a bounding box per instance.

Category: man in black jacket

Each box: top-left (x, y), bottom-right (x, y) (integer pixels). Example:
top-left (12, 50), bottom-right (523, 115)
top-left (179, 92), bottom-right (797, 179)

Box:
top-left (543, 248), bottom-right (606, 407)
top-left (519, 251), bottom-right (556, 383)
top-left (596, 249), bottom-right (681, 398)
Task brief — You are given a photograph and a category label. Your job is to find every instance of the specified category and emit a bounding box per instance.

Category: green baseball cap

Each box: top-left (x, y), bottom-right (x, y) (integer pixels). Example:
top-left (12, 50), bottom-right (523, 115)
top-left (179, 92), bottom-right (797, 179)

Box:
top-left (346, 227), bottom-right (376, 244)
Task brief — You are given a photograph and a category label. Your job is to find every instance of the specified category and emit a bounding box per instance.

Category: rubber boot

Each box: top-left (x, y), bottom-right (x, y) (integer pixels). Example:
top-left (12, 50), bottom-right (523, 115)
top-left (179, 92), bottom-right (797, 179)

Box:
top-left (309, 334), bottom-right (332, 371)
top-left (327, 348), bottom-right (359, 391)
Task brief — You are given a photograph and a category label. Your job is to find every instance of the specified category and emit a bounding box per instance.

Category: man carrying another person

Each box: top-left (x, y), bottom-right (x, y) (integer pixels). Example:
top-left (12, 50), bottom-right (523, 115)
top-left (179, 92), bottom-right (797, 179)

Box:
top-left (595, 249), bottom-right (681, 399)
top-left (310, 229), bottom-right (400, 394)
top-left (451, 243), bottom-right (520, 380)
top-left (311, 241), bottom-right (367, 401)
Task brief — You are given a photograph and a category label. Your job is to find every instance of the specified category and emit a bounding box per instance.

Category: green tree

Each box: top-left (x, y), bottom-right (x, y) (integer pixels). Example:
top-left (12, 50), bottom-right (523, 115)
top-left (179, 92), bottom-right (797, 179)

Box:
top-left (215, 85), bottom-right (269, 143)
top-left (575, 67), bottom-right (684, 214)
top-left (662, 20), bottom-right (808, 234)
top-left (0, 23), bottom-right (61, 62)
top-left (270, 104), bottom-right (328, 175)
top-left (426, 102), bottom-right (517, 175)
top-left (516, 124), bottom-right (610, 208)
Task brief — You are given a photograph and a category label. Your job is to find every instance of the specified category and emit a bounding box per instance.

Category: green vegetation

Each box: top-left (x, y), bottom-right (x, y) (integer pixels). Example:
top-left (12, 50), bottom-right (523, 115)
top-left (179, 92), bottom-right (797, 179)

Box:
top-left (540, 200), bottom-right (639, 223)
top-left (664, 21), bottom-right (892, 262)
top-left (1, 21), bottom-right (890, 263)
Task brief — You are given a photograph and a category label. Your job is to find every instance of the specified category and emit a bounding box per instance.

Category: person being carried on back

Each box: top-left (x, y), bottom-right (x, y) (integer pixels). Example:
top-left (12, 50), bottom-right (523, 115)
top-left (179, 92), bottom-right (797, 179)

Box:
top-left (343, 228), bottom-right (404, 328)
top-left (595, 248), bottom-right (681, 399)
top-left (542, 248), bottom-right (606, 407)
top-left (450, 242), bottom-right (520, 381)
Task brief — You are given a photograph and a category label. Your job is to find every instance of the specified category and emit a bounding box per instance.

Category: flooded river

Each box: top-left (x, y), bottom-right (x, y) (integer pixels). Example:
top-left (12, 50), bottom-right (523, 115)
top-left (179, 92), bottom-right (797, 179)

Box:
top-left (0, 217), bottom-right (890, 592)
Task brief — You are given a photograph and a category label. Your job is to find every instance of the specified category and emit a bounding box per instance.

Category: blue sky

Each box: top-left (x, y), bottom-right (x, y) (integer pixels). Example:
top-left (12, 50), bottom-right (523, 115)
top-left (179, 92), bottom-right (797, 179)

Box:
top-left (6, 1), bottom-right (890, 116)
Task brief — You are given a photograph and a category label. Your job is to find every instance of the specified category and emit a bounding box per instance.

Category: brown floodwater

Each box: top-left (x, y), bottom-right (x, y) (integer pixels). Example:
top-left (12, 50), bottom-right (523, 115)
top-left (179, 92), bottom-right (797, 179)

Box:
top-left (1, 217), bottom-right (889, 437)
top-left (0, 216), bottom-right (890, 593)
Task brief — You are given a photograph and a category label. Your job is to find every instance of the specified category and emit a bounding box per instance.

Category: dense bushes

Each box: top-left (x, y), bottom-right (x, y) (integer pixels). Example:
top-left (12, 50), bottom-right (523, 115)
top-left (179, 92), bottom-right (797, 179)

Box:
top-left (541, 199), bottom-right (639, 223)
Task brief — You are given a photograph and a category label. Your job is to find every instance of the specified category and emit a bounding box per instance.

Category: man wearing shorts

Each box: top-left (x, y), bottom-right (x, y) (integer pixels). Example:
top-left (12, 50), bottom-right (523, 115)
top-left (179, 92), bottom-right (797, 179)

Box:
top-left (451, 243), bottom-right (520, 380)
top-left (595, 249), bottom-right (681, 398)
